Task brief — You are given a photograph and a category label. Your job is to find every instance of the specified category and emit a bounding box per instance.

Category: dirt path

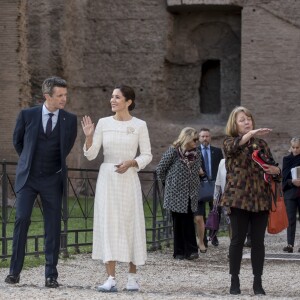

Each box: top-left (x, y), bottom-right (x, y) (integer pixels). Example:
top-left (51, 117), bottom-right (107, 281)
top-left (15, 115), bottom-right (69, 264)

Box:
top-left (0, 228), bottom-right (300, 299)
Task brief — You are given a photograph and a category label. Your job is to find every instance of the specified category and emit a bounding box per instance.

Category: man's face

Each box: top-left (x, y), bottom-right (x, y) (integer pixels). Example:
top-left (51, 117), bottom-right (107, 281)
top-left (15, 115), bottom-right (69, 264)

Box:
top-left (199, 130), bottom-right (211, 147)
top-left (44, 87), bottom-right (67, 112)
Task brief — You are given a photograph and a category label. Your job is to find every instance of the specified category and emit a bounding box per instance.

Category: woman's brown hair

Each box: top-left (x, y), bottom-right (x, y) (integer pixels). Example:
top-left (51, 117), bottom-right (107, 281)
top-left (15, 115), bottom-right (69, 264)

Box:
top-left (225, 106), bottom-right (255, 137)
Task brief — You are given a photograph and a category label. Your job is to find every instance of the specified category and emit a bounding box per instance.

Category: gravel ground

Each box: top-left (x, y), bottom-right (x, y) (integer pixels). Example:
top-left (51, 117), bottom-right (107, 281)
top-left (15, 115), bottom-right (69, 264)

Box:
top-left (1, 227), bottom-right (300, 300)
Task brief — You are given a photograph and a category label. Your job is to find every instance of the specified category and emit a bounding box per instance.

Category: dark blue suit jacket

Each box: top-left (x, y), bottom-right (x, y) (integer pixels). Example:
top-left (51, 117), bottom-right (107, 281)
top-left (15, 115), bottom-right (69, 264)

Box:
top-left (200, 145), bottom-right (224, 181)
top-left (13, 105), bottom-right (77, 192)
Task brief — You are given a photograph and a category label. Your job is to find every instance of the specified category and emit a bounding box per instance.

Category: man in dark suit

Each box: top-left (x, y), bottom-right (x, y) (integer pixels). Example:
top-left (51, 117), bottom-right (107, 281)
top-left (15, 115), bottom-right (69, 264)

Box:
top-left (5, 76), bottom-right (77, 288)
top-left (196, 128), bottom-right (223, 247)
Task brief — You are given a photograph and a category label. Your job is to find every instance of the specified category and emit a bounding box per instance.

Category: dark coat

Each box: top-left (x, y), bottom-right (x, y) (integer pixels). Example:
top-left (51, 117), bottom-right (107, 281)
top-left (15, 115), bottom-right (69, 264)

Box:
top-left (282, 153), bottom-right (300, 200)
top-left (200, 145), bottom-right (224, 180)
top-left (13, 105), bottom-right (77, 192)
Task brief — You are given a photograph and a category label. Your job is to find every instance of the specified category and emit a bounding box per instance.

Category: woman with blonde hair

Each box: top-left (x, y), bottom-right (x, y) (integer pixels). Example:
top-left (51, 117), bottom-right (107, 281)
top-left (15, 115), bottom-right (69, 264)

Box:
top-left (221, 106), bottom-right (281, 295)
top-left (156, 127), bottom-right (203, 260)
top-left (282, 137), bottom-right (300, 253)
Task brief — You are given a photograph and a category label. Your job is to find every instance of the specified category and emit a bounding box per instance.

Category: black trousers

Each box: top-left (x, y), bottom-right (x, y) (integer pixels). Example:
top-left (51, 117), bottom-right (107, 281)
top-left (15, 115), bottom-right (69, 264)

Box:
top-left (9, 173), bottom-right (63, 278)
top-left (285, 198), bottom-right (300, 246)
top-left (229, 207), bottom-right (268, 276)
top-left (172, 203), bottom-right (198, 258)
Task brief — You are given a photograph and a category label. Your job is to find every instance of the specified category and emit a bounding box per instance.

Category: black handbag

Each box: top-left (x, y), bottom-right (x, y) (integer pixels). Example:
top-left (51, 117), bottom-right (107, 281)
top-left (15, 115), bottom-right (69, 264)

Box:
top-left (198, 179), bottom-right (215, 202)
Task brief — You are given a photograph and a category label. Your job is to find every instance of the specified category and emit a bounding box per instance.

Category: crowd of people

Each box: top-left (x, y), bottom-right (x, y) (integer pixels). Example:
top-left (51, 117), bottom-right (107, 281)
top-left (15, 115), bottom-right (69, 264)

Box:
top-left (4, 77), bottom-right (300, 296)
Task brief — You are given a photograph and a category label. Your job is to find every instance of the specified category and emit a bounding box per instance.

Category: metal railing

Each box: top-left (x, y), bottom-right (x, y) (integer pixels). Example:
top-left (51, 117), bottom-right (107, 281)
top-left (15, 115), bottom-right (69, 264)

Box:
top-left (0, 161), bottom-right (173, 259)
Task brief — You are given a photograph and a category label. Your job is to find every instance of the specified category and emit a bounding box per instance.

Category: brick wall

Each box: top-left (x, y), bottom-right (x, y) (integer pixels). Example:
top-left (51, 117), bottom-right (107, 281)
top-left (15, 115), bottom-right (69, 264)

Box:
top-left (0, 0), bottom-right (20, 162)
top-left (0, 0), bottom-right (299, 169)
top-left (241, 2), bottom-right (300, 137)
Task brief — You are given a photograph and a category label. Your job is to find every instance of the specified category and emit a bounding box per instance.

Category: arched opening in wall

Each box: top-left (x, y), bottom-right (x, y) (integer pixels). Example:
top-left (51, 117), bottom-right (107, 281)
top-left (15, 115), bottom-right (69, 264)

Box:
top-left (199, 59), bottom-right (221, 114)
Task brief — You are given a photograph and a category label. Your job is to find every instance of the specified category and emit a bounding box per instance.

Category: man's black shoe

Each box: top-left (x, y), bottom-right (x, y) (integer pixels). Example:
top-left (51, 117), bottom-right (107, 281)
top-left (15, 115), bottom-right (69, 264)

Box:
top-left (211, 236), bottom-right (219, 247)
top-left (45, 277), bottom-right (59, 288)
top-left (5, 274), bottom-right (20, 284)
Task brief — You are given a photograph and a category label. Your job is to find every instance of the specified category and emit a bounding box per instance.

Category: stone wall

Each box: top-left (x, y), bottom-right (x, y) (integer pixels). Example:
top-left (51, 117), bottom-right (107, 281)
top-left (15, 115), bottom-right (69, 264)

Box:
top-left (0, 0), bottom-right (299, 170)
top-left (241, 1), bottom-right (300, 136)
top-left (0, 0), bottom-right (20, 162)
top-left (163, 6), bottom-right (241, 122)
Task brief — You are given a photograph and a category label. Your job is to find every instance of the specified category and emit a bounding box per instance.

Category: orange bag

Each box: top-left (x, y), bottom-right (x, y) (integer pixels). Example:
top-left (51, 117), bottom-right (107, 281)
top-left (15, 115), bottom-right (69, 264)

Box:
top-left (267, 181), bottom-right (289, 234)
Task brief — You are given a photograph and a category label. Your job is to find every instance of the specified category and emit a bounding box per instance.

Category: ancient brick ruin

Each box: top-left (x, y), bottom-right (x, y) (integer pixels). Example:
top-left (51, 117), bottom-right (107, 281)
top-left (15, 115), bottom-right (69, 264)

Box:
top-left (1, 0), bottom-right (299, 169)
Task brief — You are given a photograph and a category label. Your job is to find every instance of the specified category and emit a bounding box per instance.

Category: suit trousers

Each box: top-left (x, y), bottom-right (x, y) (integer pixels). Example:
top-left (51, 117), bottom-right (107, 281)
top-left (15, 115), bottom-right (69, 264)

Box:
top-left (171, 201), bottom-right (198, 258)
top-left (10, 172), bottom-right (63, 278)
top-left (285, 197), bottom-right (300, 246)
top-left (229, 207), bottom-right (268, 276)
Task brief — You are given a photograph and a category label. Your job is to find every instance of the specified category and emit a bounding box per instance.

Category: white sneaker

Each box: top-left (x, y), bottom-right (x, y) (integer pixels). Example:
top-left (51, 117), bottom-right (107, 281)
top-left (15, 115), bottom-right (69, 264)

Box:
top-left (126, 274), bottom-right (140, 292)
top-left (97, 275), bottom-right (117, 292)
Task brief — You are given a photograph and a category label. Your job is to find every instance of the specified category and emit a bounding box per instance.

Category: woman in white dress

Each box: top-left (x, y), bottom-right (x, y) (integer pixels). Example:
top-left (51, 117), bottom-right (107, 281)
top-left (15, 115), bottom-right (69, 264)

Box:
top-left (81, 85), bottom-right (152, 293)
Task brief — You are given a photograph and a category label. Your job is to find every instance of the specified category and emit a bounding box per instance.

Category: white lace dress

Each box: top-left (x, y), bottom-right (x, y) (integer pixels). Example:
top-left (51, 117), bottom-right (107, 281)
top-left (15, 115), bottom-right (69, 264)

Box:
top-left (83, 116), bottom-right (152, 265)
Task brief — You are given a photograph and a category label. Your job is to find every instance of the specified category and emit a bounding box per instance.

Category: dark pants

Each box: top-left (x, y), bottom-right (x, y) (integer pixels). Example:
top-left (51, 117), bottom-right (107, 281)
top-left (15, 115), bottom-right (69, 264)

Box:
top-left (229, 207), bottom-right (268, 276)
top-left (9, 173), bottom-right (63, 278)
top-left (172, 203), bottom-right (198, 258)
top-left (285, 198), bottom-right (300, 246)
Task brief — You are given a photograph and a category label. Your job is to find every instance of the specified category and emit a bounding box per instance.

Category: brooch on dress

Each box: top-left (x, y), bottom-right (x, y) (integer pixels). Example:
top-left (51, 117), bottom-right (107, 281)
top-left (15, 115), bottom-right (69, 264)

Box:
top-left (127, 127), bottom-right (135, 134)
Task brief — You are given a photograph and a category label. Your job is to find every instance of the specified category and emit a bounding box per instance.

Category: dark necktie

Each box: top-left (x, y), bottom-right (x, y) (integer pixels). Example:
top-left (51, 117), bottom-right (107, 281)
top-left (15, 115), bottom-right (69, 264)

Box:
top-left (203, 146), bottom-right (210, 178)
top-left (46, 113), bottom-right (54, 137)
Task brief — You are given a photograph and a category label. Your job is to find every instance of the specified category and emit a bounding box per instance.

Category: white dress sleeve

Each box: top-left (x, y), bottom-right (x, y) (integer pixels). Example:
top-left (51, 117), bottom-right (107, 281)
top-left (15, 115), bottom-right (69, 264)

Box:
top-left (83, 118), bottom-right (103, 161)
top-left (134, 121), bottom-right (152, 171)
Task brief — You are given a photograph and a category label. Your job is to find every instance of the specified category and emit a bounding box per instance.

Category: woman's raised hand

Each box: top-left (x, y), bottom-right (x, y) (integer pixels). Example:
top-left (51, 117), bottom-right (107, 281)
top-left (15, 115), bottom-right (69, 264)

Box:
top-left (251, 128), bottom-right (272, 137)
top-left (81, 116), bottom-right (95, 137)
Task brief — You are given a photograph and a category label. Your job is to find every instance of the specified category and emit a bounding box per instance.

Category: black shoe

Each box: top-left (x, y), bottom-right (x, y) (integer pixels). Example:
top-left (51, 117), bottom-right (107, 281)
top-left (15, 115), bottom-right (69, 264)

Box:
top-left (253, 276), bottom-right (266, 295)
top-left (283, 245), bottom-right (293, 253)
top-left (174, 254), bottom-right (185, 260)
top-left (45, 277), bottom-right (59, 288)
top-left (230, 275), bottom-right (241, 295)
top-left (211, 236), bottom-right (219, 247)
top-left (5, 274), bottom-right (20, 284)
top-left (203, 237), bottom-right (208, 248)
top-left (186, 252), bottom-right (199, 260)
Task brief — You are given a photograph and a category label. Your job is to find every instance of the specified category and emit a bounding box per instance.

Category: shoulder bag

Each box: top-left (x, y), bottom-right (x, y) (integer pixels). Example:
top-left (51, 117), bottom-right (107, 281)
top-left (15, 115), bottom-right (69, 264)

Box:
top-left (252, 149), bottom-right (288, 234)
top-left (268, 180), bottom-right (289, 234)
top-left (198, 178), bottom-right (215, 202)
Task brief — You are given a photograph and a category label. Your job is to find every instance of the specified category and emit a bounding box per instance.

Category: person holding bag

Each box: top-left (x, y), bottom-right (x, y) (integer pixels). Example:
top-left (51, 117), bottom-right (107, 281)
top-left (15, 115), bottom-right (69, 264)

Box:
top-left (156, 127), bottom-right (203, 260)
top-left (221, 106), bottom-right (281, 296)
top-left (196, 128), bottom-right (223, 248)
top-left (282, 137), bottom-right (300, 253)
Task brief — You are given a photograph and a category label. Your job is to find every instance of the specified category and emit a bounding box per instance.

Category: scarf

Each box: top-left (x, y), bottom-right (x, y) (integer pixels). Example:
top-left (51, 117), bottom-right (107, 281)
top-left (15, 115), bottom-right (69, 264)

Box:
top-left (177, 147), bottom-right (198, 169)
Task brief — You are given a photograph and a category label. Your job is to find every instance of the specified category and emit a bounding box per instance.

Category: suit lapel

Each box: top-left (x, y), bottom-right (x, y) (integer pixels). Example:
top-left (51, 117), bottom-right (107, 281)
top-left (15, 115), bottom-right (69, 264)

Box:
top-left (32, 106), bottom-right (43, 142)
top-left (59, 109), bottom-right (66, 157)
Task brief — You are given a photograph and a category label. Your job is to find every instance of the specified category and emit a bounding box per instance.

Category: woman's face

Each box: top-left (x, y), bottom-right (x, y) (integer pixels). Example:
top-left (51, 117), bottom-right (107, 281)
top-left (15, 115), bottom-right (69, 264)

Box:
top-left (110, 89), bottom-right (131, 113)
top-left (236, 111), bottom-right (253, 135)
top-left (185, 136), bottom-right (199, 150)
top-left (291, 142), bottom-right (300, 156)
